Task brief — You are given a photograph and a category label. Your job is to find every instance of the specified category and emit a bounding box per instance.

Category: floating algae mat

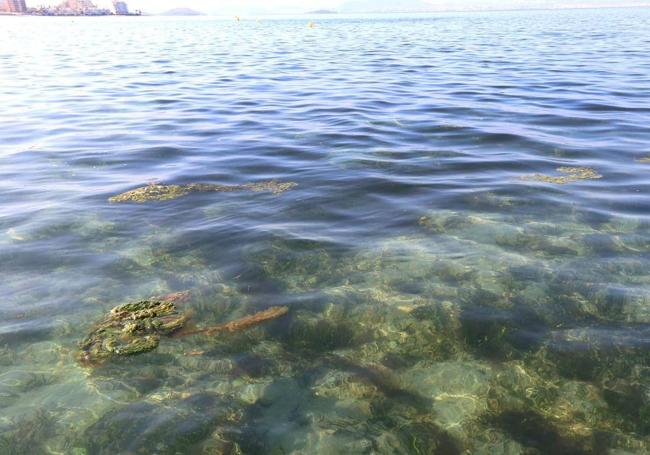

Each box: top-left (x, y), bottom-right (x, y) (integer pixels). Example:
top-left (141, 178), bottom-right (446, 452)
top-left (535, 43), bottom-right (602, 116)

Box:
top-left (520, 167), bottom-right (602, 184)
top-left (109, 180), bottom-right (297, 203)
top-left (79, 293), bottom-right (289, 364)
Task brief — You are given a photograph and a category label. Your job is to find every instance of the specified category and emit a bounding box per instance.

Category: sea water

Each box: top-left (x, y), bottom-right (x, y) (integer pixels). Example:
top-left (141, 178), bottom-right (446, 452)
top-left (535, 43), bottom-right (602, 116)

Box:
top-left (1, 8), bottom-right (650, 453)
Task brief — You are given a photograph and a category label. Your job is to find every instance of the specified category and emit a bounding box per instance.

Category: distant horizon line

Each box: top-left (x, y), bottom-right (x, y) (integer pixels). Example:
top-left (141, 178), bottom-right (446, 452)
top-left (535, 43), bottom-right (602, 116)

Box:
top-left (140, 3), bottom-right (650, 16)
top-left (6, 3), bottom-right (650, 17)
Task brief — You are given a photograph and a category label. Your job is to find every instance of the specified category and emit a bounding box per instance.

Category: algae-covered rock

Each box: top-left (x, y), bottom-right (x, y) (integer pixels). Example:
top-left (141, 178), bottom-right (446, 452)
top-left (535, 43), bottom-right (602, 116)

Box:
top-left (520, 167), bottom-right (602, 184)
top-left (80, 292), bottom-right (289, 365)
top-left (109, 183), bottom-right (192, 202)
top-left (109, 180), bottom-right (297, 203)
top-left (79, 299), bottom-right (188, 364)
top-left (243, 180), bottom-right (298, 194)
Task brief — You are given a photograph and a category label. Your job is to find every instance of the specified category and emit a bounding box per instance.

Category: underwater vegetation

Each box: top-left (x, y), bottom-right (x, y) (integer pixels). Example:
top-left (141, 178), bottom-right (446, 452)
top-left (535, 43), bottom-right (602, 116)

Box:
top-left (79, 291), bottom-right (288, 364)
top-left (0, 408), bottom-right (57, 455)
top-left (5, 6), bottom-right (650, 454)
top-left (79, 297), bottom-right (189, 364)
top-left (82, 393), bottom-right (240, 454)
top-left (1, 208), bottom-right (648, 455)
top-left (520, 167), bottom-right (602, 184)
top-left (417, 209), bottom-right (648, 262)
top-left (108, 180), bottom-right (297, 203)
top-left (5, 197), bottom-right (650, 454)
top-left (224, 212), bottom-right (650, 453)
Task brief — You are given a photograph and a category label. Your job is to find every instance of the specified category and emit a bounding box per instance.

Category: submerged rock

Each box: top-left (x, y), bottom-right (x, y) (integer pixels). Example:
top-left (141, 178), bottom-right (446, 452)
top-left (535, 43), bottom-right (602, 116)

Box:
top-left (520, 167), bottom-right (602, 184)
top-left (108, 180), bottom-right (297, 203)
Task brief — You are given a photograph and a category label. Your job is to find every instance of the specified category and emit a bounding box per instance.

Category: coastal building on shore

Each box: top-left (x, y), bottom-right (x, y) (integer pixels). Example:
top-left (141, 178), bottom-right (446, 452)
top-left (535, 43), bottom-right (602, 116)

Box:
top-left (2, 0), bottom-right (137, 15)
top-left (33, 0), bottom-right (111, 15)
top-left (59, 0), bottom-right (96, 14)
top-left (1, 0), bottom-right (27, 13)
top-left (26, 0), bottom-right (138, 16)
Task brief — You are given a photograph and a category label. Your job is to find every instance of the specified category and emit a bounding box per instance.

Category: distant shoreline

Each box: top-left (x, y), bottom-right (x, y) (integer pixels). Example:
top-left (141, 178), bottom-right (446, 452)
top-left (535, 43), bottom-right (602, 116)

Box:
top-left (1, 12), bottom-right (141, 16)
top-left (1, 7), bottom-right (141, 16)
top-left (2, 4), bottom-right (649, 17)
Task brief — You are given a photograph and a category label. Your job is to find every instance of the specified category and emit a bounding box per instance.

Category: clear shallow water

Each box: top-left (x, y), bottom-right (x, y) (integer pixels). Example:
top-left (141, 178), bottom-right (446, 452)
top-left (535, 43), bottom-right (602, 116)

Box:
top-left (1, 8), bottom-right (650, 453)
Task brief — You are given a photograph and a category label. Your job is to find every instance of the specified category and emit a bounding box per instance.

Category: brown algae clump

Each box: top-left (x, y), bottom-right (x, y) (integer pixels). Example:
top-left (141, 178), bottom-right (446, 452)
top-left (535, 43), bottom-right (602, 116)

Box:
top-left (79, 294), bottom-right (289, 364)
top-left (79, 299), bottom-right (188, 364)
top-left (108, 184), bottom-right (190, 202)
top-left (109, 180), bottom-right (297, 203)
top-left (244, 180), bottom-right (298, 194)
top-left (520, 167), bottom-right (602, 184)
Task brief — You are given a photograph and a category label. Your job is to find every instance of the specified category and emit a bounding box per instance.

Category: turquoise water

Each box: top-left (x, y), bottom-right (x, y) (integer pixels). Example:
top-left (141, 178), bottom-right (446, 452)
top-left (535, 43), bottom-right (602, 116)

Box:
top-left (1, 8), bottom-right (650, 454)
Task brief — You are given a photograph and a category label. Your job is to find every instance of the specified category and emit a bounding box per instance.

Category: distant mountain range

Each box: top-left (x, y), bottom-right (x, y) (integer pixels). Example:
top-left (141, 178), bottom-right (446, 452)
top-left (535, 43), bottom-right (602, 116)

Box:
top-left (308, 9), bottom-right (338, 14)
top-left (160, 7), bottom-right (203, 16)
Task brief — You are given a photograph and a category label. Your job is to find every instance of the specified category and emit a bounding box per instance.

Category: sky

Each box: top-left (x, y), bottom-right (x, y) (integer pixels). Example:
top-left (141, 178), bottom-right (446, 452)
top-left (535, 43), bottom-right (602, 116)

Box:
top-left (26, 0), bottom-right (650, 15)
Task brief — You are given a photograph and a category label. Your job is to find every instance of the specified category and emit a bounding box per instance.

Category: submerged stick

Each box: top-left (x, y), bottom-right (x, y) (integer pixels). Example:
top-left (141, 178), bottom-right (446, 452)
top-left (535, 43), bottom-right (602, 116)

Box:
top-left (177, 306), bottom-right (289, 337)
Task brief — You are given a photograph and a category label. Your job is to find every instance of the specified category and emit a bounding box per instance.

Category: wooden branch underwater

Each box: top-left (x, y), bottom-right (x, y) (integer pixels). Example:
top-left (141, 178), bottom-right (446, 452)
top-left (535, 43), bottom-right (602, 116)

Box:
top-left (177, 306), bottom-right (289, 337)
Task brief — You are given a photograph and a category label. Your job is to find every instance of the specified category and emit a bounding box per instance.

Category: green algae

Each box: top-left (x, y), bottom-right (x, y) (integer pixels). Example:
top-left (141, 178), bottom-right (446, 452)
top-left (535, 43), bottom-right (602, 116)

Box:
top-left (484, 358), bottom-right (648, 453)
top-left (6, 205), bottom-right (650, 454)
top-left (79, 299), bottom-right (188, 364)
top-left (108, 180), bottom-right (297, 203)
top-left (108, 227), bottom-right (225, 289)
top-left (82, 393), bottom-right (237, 455)
top-left (232, 215), bottom-right (650, 452)
top-left (417, 209), bottom-right (649, 262)
top-left (243, 180), bottom-right (298, 194)
top-left (284, 310), bottom-right (361, 353)
top-left (0, 344), bottom-right (17, 366)
top-left (80, 291), bottom-right (289, 365)
top-left (463, 191), bottom-right (515, 209)
top-left (520, 166), bottom-right (602, 184)
top-left (0, 409), bottom-right (57, 455)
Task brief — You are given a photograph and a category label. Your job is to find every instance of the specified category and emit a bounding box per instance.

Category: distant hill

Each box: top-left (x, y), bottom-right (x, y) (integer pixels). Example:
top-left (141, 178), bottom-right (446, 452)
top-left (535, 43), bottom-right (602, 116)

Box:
top-left (308, 9), bottom-right (338, 14)
top-left (160, 8), bottom-right (203, 16)
top-left (339, 0), bottom-right (433, 13)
